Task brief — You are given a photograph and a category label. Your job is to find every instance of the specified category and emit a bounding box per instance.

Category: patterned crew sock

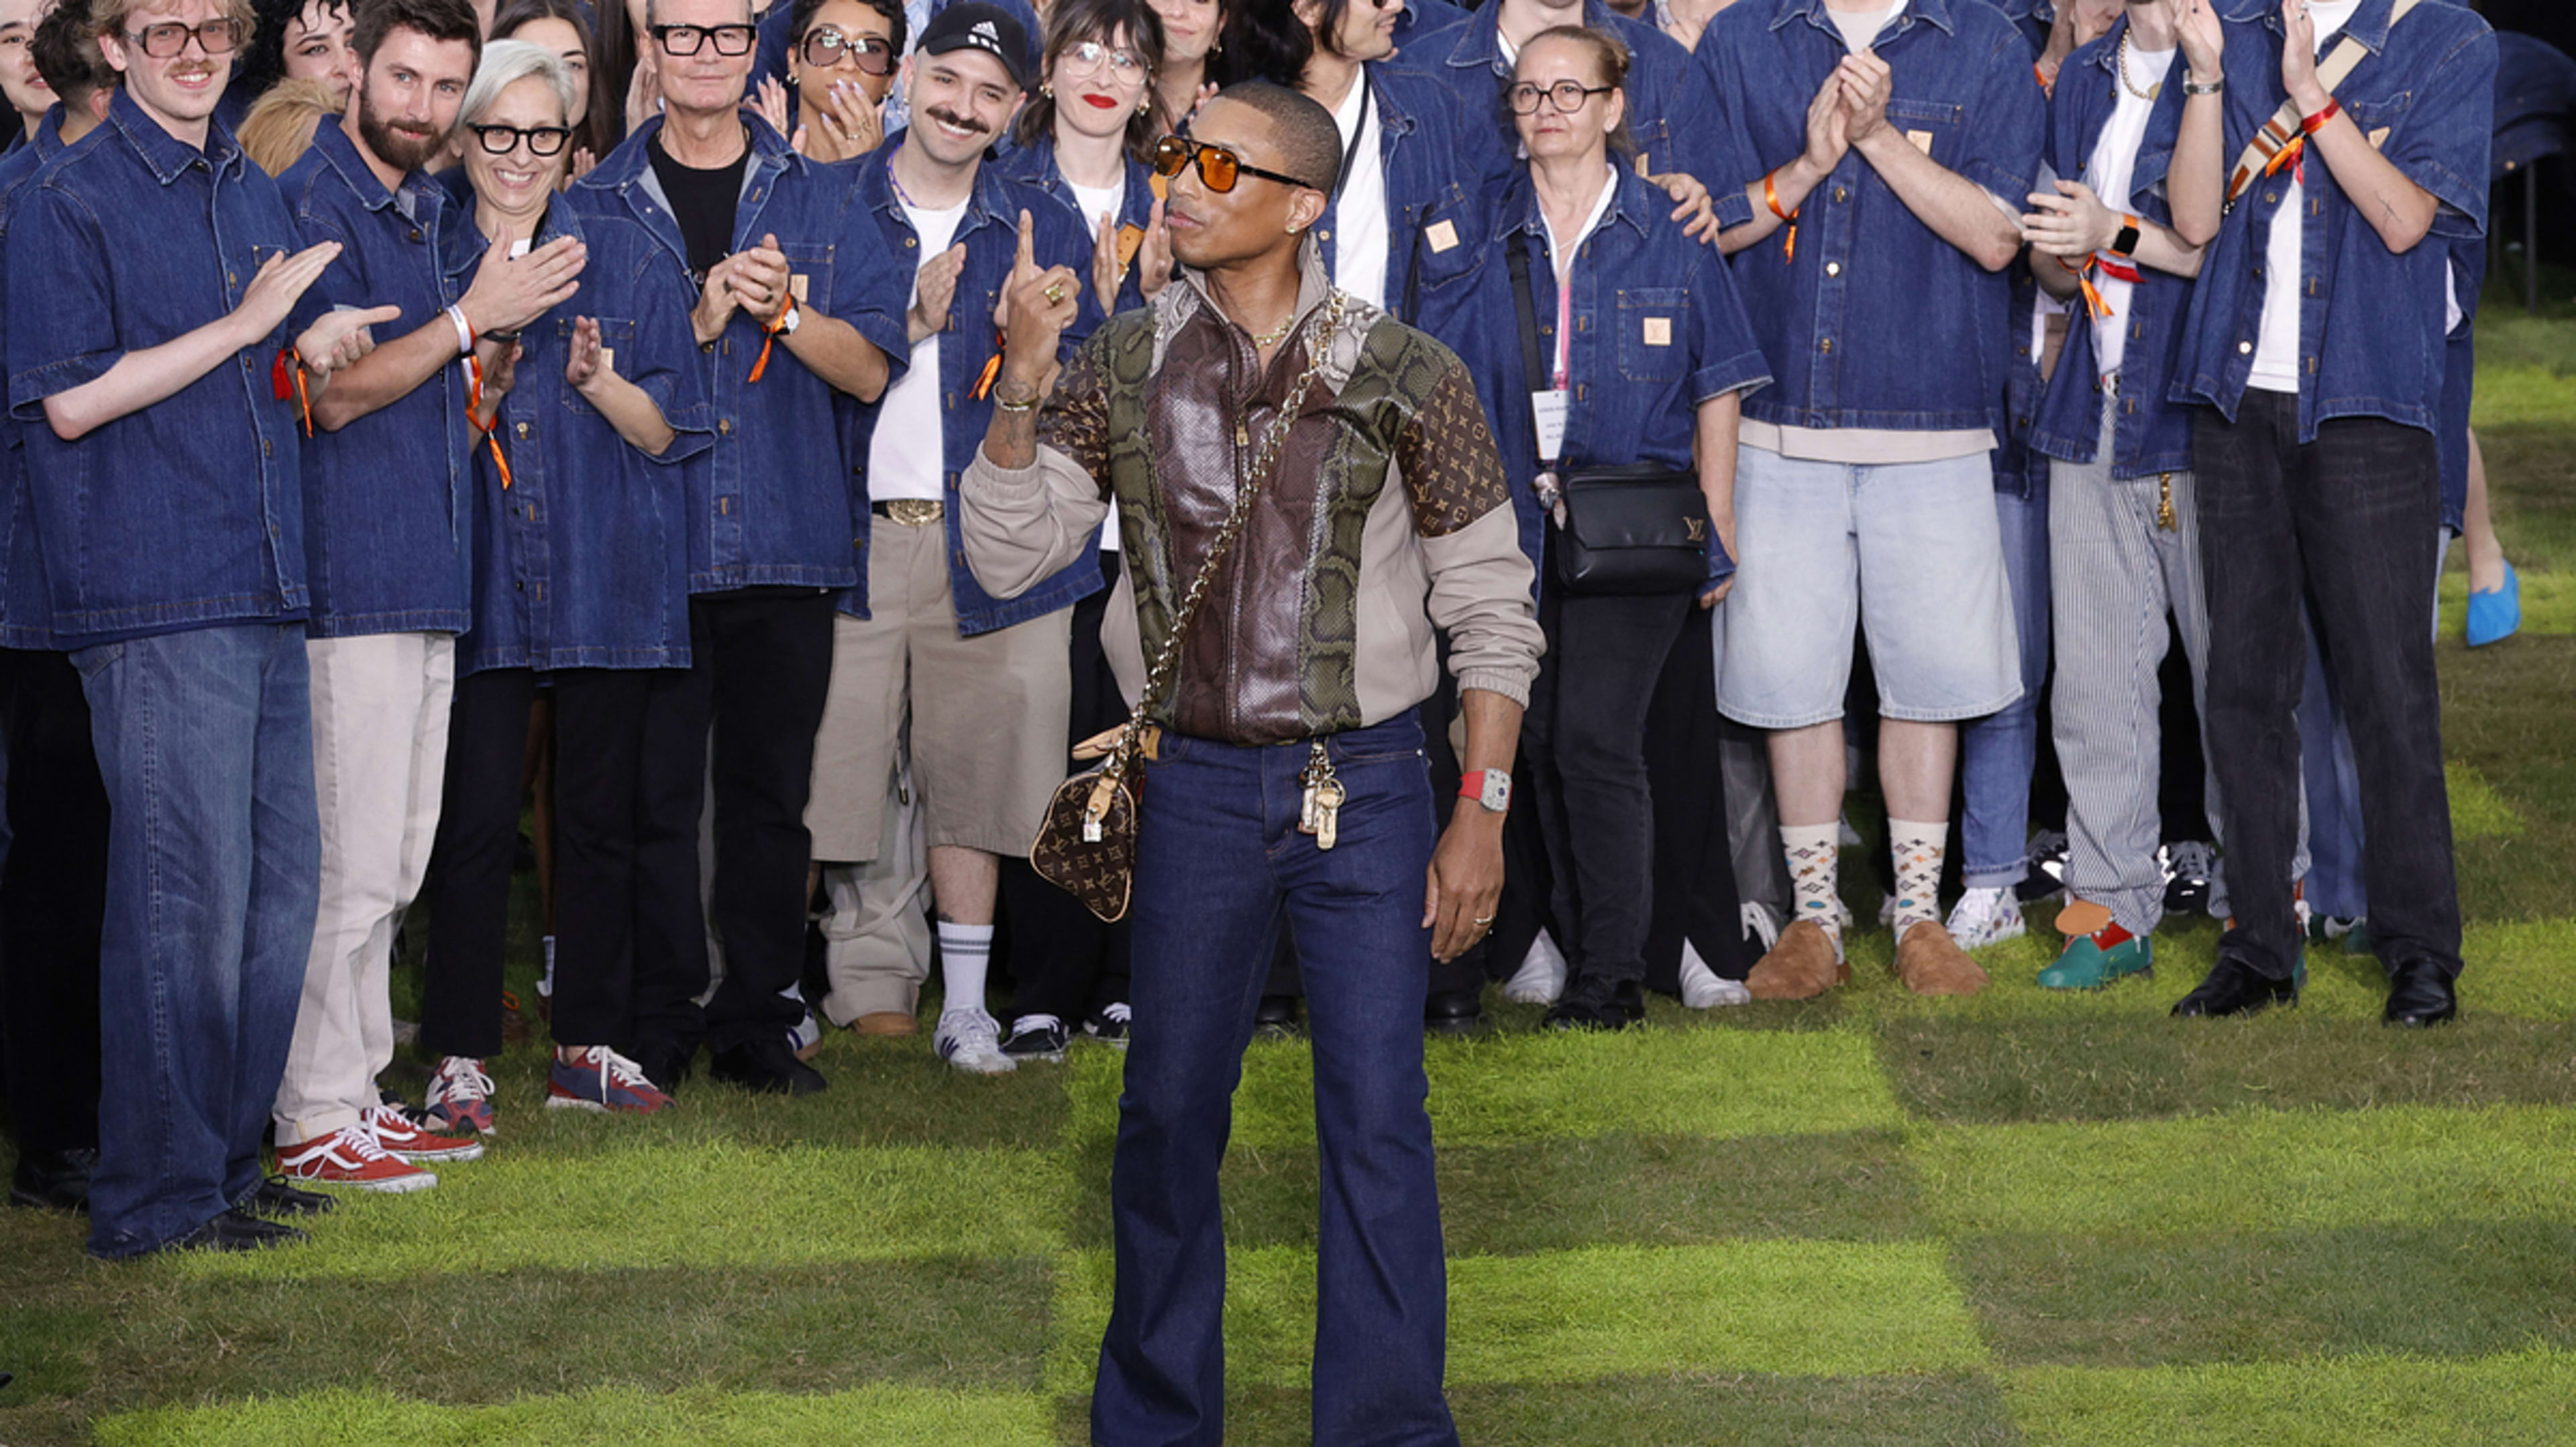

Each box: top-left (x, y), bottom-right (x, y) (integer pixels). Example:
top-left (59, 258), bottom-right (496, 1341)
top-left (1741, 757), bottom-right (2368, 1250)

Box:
top-left (936, 922), bottom-right (995, 1018)
top-left (1780, 823), bottom-right (1843, 947)
top-left (1888, 819), bottom-right (1949, 937)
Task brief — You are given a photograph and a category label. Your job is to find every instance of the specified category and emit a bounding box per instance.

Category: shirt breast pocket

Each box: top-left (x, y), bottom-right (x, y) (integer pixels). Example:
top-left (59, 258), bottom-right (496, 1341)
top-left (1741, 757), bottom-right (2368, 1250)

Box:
top-left (2345, 89), bottom-right (2412, 154)
top-left (1616, 288), bottom-right (1689, 384)
top-left (777, 242), bottom-right (836, 318)
top-left (1884, 99), bottom-right (1966, 172)
top-left (559, 317), bottom-right (639, 414)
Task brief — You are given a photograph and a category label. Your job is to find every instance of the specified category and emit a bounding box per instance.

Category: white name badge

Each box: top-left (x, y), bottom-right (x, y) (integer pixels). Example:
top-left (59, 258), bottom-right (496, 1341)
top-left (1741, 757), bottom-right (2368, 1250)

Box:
top-left (1532, 388), bottom-right (1570, 462)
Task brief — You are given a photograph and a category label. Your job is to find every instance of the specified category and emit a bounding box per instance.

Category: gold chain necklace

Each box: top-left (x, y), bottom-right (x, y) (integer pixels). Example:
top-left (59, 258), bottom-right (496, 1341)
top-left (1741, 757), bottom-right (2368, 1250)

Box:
top-left (2118, 30), bottom-right (2163, 103)
top-left (1249, 311), bottom-right (1299, 350)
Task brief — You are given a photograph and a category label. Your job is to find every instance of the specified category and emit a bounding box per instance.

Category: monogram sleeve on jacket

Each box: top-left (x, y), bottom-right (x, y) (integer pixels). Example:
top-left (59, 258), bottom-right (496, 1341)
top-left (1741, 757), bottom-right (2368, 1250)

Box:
top-left (1393, 356), bottom-right (1510, 539)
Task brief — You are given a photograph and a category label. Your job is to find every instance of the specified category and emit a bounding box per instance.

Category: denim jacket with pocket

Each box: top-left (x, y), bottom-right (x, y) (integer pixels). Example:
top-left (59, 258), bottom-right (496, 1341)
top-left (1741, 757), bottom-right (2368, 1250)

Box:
top-left (279, 121), bottom-right (474, 637)
top-left (7, 93), bottom-right (311, 647)
top-left (2170, 0), bottom-right (2494, 439)
top-left (841, 139), bottom-right (1102, 636)
top-left (441, 204), bottom-right (713, 676)
top-left (0, 106), bottom-right (67, 649)
top-left (2028, 19), bottom-right (2201, 480)
top-left (1699, 0), bottom-right (2046, 434)
top-left (572, 114), bottom-right (912, 592)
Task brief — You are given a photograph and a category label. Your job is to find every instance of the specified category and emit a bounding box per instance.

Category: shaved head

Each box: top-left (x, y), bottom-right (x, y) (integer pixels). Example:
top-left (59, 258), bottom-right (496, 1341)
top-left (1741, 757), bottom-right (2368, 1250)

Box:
top-left (1205, 78), bottom-right (1340, 196)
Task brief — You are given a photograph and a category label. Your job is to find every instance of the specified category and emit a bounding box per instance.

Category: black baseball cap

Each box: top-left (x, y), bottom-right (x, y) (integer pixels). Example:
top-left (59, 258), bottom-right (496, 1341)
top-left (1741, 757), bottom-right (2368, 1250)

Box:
top-left (916, 2), bottom-right (1031, 91)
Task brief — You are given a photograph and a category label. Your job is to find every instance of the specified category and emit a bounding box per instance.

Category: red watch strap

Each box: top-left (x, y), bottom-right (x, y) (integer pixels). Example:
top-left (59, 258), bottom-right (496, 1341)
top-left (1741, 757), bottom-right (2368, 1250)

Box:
top-left (1458, 770), bottom-right (1485, 800)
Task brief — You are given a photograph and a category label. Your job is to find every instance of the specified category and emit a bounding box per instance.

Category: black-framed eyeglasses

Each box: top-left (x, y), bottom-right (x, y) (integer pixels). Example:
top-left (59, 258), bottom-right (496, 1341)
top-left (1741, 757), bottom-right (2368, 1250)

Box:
top-left (1152, 134), bottom-right (1315, 195)
top-left (470, 122), bottom-right (574, 156)
top-left (1507, 81), bottom-right (1616, 115)
top-left (125, 18), bottom-right (246, 57)
top-left (798, 26), bottom-right (894, 74)
top-left (651, 21), bottom-right (756, 56)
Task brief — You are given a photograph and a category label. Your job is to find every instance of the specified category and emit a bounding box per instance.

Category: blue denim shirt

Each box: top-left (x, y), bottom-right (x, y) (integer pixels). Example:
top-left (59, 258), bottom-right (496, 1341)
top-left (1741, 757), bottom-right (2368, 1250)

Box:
top-left (992, 133), bottom-right (1158, 315)
top-left (1458, 167), bottom-right (1772, 574)
top-left (0, 107), bottom-right (68, 649)
top-left (572, 115), bottom-right (912, 593)
top-left (843, 138), bottom-right (1103, 635)
top-left (1985, 0), bottom-right (2051, 497)
top-left (1700, 0), bottom-right (2045, 432)
top-left (1401, 0), bottom-right (1743, 220)
top-left (1310, 63), bottom-right (1485, 331)
top-left (278, 121), bottom-right (474, 637)
top-left (7, 93), bottom-right (311, 647)
top-left (2170, 0), bottom-right (2493, 439)
top-left (1987, 0), bottom-right (2055, 55)
top-left (2027, 20), bottom-right (2199, 480)
top-left (441, 205), bottom-right (712, 676)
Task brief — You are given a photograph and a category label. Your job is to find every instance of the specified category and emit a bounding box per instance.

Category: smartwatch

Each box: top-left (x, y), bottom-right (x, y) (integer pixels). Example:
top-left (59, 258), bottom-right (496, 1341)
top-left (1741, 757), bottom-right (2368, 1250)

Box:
top-left (2110, 217), bottom-right (2142, 260)
top-left (1458, 769), bottom-right (1511, 814)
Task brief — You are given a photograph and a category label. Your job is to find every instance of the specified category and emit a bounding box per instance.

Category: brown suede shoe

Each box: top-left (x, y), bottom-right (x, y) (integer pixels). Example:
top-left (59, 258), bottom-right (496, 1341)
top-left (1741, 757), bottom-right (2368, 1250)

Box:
top-left (1894, 920), bottom-right (1990, 996)
top-left (853, 1011), bottom-right (918, 1037)
top-left (1746, 920), bottom-right (1852, 1000)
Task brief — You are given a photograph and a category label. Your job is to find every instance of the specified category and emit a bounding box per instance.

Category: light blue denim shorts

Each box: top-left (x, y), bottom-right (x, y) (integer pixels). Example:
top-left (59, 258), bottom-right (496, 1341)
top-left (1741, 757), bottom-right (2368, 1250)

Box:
top-left (1718, 443), bottom-right (2023, 729)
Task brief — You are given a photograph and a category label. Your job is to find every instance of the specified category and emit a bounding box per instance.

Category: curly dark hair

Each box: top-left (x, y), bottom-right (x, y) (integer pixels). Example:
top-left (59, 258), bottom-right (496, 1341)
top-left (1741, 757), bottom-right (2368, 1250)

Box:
top-left (231, 0), bottom-right (347, 104)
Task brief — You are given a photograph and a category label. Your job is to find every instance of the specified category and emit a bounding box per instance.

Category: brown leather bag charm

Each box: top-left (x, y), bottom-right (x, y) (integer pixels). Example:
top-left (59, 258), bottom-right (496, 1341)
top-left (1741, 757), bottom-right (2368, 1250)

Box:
top-left (1030, 294), bottom-right (1345, 922)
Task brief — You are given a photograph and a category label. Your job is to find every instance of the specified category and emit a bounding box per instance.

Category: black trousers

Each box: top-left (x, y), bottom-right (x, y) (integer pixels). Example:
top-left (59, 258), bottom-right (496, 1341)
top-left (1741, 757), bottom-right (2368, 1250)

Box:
top-left (1644, 604), bottom-right (1756, 987)
top-left (0, 648), bottom-right (107, 1156)
top-left (421, 667), bottom-right (539, 1061)
top-left (1525, 587), bottom-right (1691, 996)
top-left (2194, 394), bottom-right (2461, 981)
top-left (998, 553), bottom-right (1130, 1023)
top-left (659, 591), bottom-right (837, 1054)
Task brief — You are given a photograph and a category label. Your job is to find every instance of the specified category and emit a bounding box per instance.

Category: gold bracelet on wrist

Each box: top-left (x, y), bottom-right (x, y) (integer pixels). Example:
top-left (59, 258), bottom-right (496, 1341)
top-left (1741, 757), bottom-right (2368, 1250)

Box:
top-left (995, 386), bottom-right (1042, 413)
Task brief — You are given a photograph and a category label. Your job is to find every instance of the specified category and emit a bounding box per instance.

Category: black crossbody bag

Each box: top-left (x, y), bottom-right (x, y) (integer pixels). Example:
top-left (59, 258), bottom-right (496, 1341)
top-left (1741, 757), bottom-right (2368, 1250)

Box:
top-left (1507, 240), bottom-right (1714, 597)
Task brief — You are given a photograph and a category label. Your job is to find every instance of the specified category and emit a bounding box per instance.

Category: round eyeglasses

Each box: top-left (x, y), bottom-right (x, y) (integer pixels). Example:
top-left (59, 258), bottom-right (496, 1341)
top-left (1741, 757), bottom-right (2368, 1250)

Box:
top-left (470, 123), bottom-right (574, 156)
top-left (1507, 81), bottom-right (1616, 115)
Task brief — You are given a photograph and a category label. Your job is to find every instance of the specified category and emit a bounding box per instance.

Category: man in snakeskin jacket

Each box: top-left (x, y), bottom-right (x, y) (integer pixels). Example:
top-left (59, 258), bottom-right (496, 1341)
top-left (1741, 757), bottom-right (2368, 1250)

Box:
top-left (959, 79), bottom-right (1538, 1447)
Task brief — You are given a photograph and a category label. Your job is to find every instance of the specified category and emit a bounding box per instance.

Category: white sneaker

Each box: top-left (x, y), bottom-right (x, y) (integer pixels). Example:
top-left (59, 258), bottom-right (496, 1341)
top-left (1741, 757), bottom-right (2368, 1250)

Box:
top-left (1739, 902), bottom-right (1782, 951)
top-left (1945, 886), bottom-right (2026, 949)
top-left (1677, 939), bottom-right (1752, 1009)
top-left (424, 1055), bottom-right (496, 1137)
top-left (783, 985), bottom-right (823, 1061)
top-left (1501, 929), bottom-right (1568, 1005)
top-left (934, 1008), bottom-right (1017, 1075)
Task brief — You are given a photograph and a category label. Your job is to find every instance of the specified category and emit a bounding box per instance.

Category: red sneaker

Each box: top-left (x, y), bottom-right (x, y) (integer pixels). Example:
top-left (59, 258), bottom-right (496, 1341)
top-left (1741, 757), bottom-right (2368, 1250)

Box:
top-left (276, 1124), bottom-right (437, 1193)
top-left (364, 1104), bottom-right (486, 1164)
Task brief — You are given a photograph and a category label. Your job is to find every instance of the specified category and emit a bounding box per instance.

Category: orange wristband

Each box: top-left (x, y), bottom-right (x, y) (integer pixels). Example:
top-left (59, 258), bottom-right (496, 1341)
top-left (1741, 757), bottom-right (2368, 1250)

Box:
top-left (2301, 97), bottom-right (2340, 135)
top-left (1765, 170), bottom-right (1799, 266)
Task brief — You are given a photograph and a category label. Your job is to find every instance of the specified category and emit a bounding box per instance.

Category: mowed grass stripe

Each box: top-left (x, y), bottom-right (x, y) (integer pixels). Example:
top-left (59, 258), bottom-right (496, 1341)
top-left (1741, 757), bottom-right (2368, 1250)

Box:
top-left (2004, 1349), bottom-right (2576, 1445)
top-left (93, 1384), bottom-right (1057, 1446)
top-left (1209, 1373), bottom-right (2023, 1446)
top-left (1045, 1241), bottom-right (1988, 1394)
top-left (169, 1142), bottom-right (1065, 1279)
top-left (1913, 1103), bottom-right (2576, 1237)
top-left (1066, 1027), bottom-right (1904, 1150)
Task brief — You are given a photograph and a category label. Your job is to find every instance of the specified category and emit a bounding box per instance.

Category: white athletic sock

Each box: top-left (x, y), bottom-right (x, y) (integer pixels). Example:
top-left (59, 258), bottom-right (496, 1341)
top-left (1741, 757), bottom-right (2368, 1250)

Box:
top-left (1888, 818), bottom-right (1948, 936)
top-left (936, 922), bottom-right (995, 1018)
top-left (1780, 823), bottom-right (1843, 945)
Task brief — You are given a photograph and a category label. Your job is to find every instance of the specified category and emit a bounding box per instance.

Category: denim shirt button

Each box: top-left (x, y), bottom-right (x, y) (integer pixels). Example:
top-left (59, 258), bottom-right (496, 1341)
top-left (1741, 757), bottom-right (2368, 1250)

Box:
top-left (718, 418), bottom-right (732, 435)
top-left (2238, 341), bottom-right (2253, 355)
top-left (1819, 338), bottom-right (1833, 355)
top-left (1825, 262), bottom-right (1841, 277)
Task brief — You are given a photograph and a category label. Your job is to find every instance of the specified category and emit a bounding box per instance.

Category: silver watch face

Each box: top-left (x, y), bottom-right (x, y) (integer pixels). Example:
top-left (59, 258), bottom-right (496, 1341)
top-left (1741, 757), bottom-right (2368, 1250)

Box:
top-left (1481, 773), bottom-right (1511, 812)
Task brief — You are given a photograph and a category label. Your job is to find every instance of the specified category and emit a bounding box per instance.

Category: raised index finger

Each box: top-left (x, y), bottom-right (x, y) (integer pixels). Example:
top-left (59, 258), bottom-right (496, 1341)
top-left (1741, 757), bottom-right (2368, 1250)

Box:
top-left (1014, 208), bottom-right (1036, 277)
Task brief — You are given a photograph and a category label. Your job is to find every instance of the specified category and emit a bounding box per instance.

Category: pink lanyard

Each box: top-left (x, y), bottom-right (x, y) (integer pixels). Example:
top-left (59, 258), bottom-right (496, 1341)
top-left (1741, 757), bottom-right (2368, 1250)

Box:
top-left (1552, 260), bottom-right (1573, 390)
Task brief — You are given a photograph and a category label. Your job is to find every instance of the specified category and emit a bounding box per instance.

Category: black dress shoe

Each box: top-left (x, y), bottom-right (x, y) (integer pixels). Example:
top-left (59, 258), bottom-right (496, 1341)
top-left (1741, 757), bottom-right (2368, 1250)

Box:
top-left (9, 1146), bottom-right (97, 1214)
top-left (1253, 994), bottom-right (1302, 1040)
top-left (245, 1174), bottom-right (337, 1218)
top-left (156, 1207), bottom-right (309, 1256)
top-left (1539, 998), bottom-right (1604, 1031)
top-left (708, 1036), bottom-right (828, 1095)
top-left (1605, 979), bottom-right (1645, 1027)
top-left (2383, 958), bottom-right (2459, 1028)
top-left (1424, 988), bottom-right (1484, 1035)
top-left (2171, 955), bottom-right (2302, 1018)
top-left (631, 1040), bottom-right (693, 1094)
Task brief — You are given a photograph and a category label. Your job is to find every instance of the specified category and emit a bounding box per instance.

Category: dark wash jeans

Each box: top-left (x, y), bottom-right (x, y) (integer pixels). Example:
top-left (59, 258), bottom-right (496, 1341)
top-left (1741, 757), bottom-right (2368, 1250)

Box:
top-left (1095, 710), bottom-right (1459, 1447)
top-left (74, 623), bottom-right (318, 1256)
top-left (1523, 586), bottom-right (1691, 998)
top-left (2193, 393), bottom-right (2461, 983)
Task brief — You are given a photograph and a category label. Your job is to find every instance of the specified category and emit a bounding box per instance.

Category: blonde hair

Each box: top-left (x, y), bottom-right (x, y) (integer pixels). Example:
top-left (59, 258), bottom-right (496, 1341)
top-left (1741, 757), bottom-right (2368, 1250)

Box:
top-left (238, 74), bottom-right (335, 174)
top-left (91, 0), bottom-right (260, 46)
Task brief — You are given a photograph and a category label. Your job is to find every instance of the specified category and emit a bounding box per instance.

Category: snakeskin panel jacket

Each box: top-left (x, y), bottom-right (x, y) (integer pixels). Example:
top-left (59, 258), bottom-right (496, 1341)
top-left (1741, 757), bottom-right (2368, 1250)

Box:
top-left (959, 244), bottom-right (1542, 749)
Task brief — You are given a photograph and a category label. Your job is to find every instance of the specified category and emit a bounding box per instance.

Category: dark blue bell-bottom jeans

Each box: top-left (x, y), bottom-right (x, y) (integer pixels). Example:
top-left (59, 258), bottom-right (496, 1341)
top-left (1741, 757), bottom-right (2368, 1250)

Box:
top-left (1093, 708), bottom-right (1460, 1447)
top-left (73, 622), bottom-right (319, 1257)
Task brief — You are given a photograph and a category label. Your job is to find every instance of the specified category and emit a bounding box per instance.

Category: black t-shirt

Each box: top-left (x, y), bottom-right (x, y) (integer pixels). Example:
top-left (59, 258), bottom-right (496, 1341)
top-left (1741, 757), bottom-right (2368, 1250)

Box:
top-left (649, 134), bottom-right (749, 281)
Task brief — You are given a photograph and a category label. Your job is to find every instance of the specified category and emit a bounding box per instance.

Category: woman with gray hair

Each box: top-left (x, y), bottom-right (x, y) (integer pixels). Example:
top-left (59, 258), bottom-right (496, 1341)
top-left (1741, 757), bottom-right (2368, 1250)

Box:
top-left (417, 39), bottom-right (714, 1133)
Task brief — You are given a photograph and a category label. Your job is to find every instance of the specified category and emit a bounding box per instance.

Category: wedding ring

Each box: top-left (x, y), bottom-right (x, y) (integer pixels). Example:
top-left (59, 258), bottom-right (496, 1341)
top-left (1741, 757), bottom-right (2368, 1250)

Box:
top-left (1473, 915), bottom-right (1495, 925)
top-left (1044, 282), bottom-right (1067, 304)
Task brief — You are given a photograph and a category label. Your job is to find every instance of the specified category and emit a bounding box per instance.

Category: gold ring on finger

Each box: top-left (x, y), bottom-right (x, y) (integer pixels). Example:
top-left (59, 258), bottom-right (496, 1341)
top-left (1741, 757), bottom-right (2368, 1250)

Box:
top-left (1044, 282), bottom-right (1067, 305)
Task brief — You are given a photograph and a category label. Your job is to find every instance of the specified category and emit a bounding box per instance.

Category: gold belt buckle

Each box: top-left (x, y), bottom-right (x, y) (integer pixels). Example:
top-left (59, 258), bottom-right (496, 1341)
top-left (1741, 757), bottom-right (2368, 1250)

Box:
top-left (883, 498), bottom-right (945, 527)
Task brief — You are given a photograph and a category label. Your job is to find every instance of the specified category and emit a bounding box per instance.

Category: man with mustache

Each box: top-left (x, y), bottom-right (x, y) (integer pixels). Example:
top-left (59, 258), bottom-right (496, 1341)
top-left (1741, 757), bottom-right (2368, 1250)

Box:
top-left (265, 0), bottom-right (564, 1191)
top-left (572, 0), bottom-right (904, 1096)
top-left (962, 80), bottom-right (1538, 1446)
top-left (817, 1), bottom-right (1098, 1073)
top-left (7, 0), bottom-right (390, 1256)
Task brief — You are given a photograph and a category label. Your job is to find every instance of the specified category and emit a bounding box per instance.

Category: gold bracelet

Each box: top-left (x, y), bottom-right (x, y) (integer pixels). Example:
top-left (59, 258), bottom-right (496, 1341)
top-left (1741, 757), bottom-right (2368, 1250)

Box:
top-left (995, 387), bottom-right (1042, 413)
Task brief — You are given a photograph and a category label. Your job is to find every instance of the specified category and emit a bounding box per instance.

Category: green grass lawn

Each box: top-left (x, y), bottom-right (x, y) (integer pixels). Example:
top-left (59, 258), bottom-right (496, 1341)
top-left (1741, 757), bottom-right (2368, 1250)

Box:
top-left (3, 301), bottom-right (2573, 1446)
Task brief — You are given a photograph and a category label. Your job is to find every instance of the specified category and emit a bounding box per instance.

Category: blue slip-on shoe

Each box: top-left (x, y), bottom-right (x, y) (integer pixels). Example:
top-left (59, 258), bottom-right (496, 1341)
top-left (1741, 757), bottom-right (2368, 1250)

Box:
top-left (2467, 561), bottom-right (2520, 647)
